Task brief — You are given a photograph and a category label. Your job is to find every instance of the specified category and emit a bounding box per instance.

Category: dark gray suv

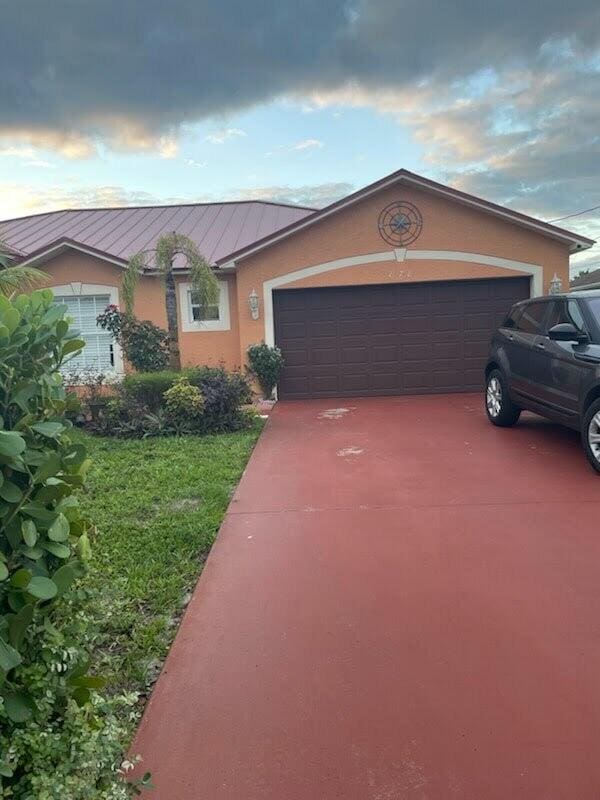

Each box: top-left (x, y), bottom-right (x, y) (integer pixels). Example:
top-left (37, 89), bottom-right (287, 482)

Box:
top-left (485, 289), bottom-right (600, 473)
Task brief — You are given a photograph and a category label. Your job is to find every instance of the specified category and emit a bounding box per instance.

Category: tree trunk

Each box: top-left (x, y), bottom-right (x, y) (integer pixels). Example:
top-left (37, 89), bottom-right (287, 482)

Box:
top-left (164, 264), bottom-right (181, 370)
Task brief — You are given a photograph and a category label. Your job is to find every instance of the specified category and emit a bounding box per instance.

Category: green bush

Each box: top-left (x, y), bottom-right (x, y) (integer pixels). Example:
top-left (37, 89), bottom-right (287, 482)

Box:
top-left (121, 370), bottom-right (180, 411)
top-left (87, 396), bottom-right (174, 439)
top-left (163, 376), bottom-right (205, 433)
top-left (0, 289), bottom-right (138, 796)
top-left (0, 604), bottom-right (140, 799)
top-left (97, 306), bottom-right (169, 372)
top-left (247, 343), bottom-right (284, 398)
top-left (118, 367), bottom-right (252, 435)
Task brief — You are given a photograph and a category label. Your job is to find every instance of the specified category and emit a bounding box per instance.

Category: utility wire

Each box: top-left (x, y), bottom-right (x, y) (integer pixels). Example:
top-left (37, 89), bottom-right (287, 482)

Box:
top-left (548, 204), bottom-right (600, 223)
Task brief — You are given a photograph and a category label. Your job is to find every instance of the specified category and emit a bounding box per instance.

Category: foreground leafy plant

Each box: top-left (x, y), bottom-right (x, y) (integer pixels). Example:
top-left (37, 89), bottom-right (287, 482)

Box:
top-left (0, 289), bottom-right (141, 797)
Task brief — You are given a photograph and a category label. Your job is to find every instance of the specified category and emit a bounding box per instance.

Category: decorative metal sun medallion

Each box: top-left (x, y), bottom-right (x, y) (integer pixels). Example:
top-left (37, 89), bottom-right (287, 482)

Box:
top-left (377, 201), bottom-right (423, 246)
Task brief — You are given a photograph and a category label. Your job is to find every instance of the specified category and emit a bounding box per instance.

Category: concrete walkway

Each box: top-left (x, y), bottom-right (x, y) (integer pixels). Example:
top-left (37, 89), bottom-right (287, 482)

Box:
top-left (133, 395), bottom-right (600, 799)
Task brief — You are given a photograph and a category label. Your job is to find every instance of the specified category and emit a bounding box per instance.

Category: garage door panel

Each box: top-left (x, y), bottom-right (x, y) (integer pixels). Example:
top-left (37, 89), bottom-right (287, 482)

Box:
top-left (274, 277), bottom-right (530, 399)
top-left (340, 374), bottom-right (370, 392)
top-left (312, 348), bottom-right (339, 366)
top-left (403, 343), bottom-right (430, 359)
top-left (464, 341), bottom-right (489, 359)
top-left (431, 342), bottom-right (457, 359)
top-left (371, 345), bottom-right (398, 362)
top-left (283, 349), bottom-right (309, 367)
top-left (401, 316), bottom-right (430, 333)
top-left (310, 320), bottom-right (337, 337)
top-left (339, 319), bottom-right (369, 336)
top-left (280, 321), bottom-right (306, 339)
top-left (371, 318), bottom-right (399, 334)
top-left (341, 346), bottom-right (369, 363)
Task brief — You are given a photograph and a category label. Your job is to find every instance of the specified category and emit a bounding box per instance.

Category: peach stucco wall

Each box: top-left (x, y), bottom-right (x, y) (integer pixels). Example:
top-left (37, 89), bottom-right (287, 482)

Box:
top-left (42, 251), bottom-right (242, 370)
top-left (40, 181), bottom-right (571, 373)
top-left (234, 183), bottom-right (571, 363)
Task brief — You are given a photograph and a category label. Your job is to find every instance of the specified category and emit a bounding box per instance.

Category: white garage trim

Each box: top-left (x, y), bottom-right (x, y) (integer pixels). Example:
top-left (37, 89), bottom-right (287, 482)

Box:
top-left (263, 249), bottom-right (542, 346)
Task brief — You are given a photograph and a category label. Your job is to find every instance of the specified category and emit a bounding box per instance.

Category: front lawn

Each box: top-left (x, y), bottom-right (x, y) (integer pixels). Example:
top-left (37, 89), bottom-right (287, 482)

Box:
top-left (76, 423), bottom-right (262, 713)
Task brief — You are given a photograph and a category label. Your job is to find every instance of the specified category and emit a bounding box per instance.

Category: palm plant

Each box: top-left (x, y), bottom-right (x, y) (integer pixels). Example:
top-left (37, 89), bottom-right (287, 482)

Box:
top-left (122, 232), bottom-right (218, 370)
top-left (0, 240), bottom-right (47, 296)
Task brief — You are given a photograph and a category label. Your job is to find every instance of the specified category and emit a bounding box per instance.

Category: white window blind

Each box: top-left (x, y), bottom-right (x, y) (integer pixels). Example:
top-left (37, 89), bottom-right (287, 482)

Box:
top-left (55, 294), bottom-right (114, 372)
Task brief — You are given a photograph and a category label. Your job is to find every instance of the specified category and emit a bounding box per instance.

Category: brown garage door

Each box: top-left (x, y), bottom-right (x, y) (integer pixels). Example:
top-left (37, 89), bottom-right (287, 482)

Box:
top-left (273, 277), bottom-right (530, 399)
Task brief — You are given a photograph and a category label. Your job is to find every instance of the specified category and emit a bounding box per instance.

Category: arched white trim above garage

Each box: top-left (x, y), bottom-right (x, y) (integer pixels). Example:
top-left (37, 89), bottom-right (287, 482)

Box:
top-left (262, 249), bottom-right (543, 346)
top-left (49, 282), bottom-right (124, 374)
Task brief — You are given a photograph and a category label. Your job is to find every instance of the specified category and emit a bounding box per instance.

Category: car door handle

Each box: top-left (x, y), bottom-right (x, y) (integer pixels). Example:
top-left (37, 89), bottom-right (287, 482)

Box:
top-left (535, 342), bottom-right (546, 350)
top-left (507, 334), bottom-right (515, 341)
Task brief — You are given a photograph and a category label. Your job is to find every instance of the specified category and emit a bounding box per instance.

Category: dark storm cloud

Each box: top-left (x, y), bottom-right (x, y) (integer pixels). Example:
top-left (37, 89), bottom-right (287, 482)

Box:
top-left (1, 0), bottom-right (600, 265)
top-left (1, 0), bottom-right (599, 144)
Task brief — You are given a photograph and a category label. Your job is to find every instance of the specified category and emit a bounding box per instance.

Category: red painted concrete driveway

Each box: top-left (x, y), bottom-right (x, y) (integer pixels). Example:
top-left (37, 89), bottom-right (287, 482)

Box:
top-left (133, 395), bottom-right (600, 799)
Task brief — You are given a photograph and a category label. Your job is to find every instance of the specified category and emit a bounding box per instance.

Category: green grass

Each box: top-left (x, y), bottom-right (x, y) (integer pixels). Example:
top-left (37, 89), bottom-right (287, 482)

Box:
top-left (73, 423), bottom-right (263, 704)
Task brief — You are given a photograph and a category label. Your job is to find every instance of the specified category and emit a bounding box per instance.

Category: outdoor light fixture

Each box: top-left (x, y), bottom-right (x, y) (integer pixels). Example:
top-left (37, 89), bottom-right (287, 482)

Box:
top-left (549, 273), bottom-right (563, 295)
top-left (248, 288), bottom-right (260, 320)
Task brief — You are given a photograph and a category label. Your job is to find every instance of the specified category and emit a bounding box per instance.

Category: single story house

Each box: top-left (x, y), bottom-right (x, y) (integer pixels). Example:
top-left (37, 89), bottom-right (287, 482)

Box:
top-left (571, 268), bottom-right (600, 291)
top-left (1, 168), bottom-right (594, 399)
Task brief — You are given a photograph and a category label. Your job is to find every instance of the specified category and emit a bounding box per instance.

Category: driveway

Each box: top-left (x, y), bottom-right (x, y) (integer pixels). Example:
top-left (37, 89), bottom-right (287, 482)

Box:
top-left (133, 395), bottom-right (600, 799)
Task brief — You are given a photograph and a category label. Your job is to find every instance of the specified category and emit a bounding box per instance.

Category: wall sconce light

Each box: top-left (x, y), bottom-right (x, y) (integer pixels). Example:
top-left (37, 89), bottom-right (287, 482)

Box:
top-left (549, 273), bottom-right (563, 295)
top-left (248, 288), bottom-right (260, 320)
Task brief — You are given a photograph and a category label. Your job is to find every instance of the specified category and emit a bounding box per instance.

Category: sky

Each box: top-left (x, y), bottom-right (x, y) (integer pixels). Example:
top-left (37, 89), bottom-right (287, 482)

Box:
top-left (1, 1), bottom-right (599, 275)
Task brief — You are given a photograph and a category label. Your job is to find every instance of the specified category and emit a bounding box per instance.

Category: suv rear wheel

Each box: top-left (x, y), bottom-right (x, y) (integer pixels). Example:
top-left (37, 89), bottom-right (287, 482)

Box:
top-left (582, 398), bottom-right (600, 474)
top-left (485, 369), bottom-right (521, 427)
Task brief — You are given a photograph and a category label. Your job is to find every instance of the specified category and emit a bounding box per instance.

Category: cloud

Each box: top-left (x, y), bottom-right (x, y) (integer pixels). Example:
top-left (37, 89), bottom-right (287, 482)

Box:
top-left (0, 183), bottom-right (165, 220)
top-left (185, 158), bottom-right (207, 168)
top-left (229, 182), bottom-right (352, 207)
top-left (204, 128), bottom-right (246, 144)
top-left (1, 1), bottom-right (599, 257)
top-left (0, 145), bottom-right (56, 169)
top-left (266, 138), bottom-right (325, 156)
top-left (3, 2), bottom-right (598, 152)
top-left (0, 179), bottom-right (350, 223)
top-left (290, 138), bottom-right (324, 151)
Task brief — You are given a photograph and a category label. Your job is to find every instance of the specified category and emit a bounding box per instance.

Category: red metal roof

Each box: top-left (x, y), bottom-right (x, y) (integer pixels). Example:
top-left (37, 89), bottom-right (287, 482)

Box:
top-left (0, 201), bottom-right (315, 268)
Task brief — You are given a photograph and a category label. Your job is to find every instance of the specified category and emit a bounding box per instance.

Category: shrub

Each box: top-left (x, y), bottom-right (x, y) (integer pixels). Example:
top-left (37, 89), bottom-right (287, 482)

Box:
top-left (193, 368), bottom-right (252, 433)
top-left (86, 395), bottom-right (174, 439)
top-left (97, 306), bottom-right (169, 372)
top-left (0, 605), bottom-right (140, 799)
top-left (0, 289), bottom-right (137, 795)
top-left (163, 376), bottom-right (205, 433)
top-left (121, 371), bottom-right (180, 412)
top-left (247, 343), bottom-right (284, 398)
top-left (121, 367), bottom-right (252, 434)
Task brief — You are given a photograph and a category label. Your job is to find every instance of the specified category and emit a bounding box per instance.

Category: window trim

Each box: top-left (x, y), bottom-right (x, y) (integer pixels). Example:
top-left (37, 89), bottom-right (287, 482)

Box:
top-left (49, 282), bottom-right (124, 374)
top-left (179, 280), bottom-right (230, 332)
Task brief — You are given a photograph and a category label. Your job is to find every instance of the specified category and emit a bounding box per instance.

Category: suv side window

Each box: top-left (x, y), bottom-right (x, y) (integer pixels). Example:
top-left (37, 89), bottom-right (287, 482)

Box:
top-left (515, 301), bottom-right (549, 334)
top-left (545, 300), bottom-right (587, 333)
top-left (503, 305), bottom-right (524, 329)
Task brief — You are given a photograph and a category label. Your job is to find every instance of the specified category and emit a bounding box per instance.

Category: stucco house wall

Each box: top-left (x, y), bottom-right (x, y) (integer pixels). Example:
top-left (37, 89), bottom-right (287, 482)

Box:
top-left (42, 250), bottom-right (243, 371)
top-left (234, 183), bottom-right (570, 361)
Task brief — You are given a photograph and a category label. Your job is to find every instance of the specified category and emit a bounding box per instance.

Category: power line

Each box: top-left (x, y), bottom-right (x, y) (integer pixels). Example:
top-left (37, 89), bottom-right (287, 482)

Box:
top-left (548, 204), bottom-right (600, 223)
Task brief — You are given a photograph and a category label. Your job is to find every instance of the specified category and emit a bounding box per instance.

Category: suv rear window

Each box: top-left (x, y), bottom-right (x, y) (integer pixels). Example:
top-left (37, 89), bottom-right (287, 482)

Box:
top-left (515, 301), bottom-right (548, 334)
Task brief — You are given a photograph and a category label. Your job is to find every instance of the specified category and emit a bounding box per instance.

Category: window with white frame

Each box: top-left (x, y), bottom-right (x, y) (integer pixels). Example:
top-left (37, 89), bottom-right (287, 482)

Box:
top-left (179, 280), bottom-right (230, 332)
top-left (189, 290), bottom-right (220, 322)
top-left (54, 294), bottom-right (115, 371)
